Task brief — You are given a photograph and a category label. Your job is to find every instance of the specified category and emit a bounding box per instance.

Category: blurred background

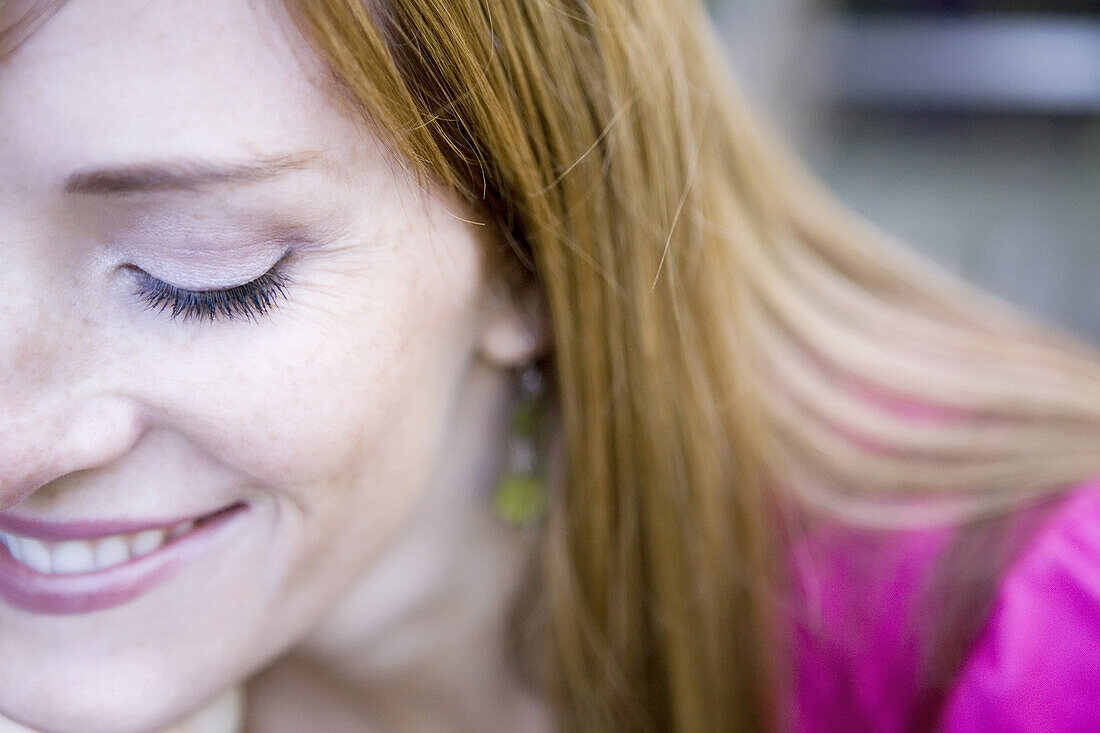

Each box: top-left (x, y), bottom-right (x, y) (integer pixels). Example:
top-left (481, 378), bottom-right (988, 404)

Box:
top-left (709, 0), bottom-right (1100, 345)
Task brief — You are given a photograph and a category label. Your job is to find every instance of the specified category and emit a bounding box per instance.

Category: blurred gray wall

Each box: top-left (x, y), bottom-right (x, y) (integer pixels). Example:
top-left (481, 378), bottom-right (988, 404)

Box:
top-left (711, 1), bottom-right (1100, 347)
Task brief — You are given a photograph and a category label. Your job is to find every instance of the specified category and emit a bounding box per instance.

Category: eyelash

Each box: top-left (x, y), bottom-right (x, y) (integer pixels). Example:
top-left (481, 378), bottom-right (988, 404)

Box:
top-left (131, 264), bottom-right (291, 324)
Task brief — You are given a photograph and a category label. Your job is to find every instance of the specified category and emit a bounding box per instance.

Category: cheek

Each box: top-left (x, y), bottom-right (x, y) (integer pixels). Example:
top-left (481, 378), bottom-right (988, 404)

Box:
top-left (125, 218), bottom-right (487, 551)
top-left (179, 286), bottom-right (468, 478)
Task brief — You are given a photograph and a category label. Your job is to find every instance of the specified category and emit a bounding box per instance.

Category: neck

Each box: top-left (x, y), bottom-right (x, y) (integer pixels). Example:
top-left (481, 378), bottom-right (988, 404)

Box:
top-left (244, 359), bottom-right (553, 733)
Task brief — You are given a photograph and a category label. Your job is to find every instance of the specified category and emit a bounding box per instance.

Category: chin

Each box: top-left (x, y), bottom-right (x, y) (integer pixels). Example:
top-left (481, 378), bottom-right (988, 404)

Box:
top-left (0, 658), bottom-right (231, 733)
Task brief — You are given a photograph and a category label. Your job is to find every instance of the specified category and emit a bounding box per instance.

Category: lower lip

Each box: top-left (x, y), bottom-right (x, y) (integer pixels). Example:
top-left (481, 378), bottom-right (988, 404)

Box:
top-left (0, 504), bottom-right (248, 615)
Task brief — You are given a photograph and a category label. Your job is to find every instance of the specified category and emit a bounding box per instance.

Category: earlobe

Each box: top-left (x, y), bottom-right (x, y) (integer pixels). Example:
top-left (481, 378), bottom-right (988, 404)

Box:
top-left (479, 322), bottom-right (539, 367)
top-left (476, 284), bottom-right (549, 368)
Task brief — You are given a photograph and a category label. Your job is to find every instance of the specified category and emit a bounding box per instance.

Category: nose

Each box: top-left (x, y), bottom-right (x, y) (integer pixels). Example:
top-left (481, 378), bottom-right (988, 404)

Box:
top-left (0, 216), bottom-right (149, 508)
top-left (0, 393), bottom-right (147, 510)
top-left (0, 222), bottom-right (148, 508)
top-left (0, 275), bottom-right (146, 508)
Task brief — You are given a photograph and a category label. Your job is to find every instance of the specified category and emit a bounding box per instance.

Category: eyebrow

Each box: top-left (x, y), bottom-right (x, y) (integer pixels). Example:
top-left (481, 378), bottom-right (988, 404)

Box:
top-left (63, 152), bottom-right (321, 196)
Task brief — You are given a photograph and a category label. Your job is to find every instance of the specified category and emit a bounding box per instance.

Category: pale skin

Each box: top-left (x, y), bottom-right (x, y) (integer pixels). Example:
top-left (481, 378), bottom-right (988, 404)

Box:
top-left (0, 1), bottom-right (552, 731)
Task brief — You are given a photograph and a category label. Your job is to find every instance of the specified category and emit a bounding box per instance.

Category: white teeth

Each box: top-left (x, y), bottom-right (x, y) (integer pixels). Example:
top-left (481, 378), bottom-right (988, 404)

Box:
top-left (7, 536), bottom-right (25, 563)
top-left (94, 536), bottom-right (131, 570)
top-left (0, 520), bottom-right (192, 576)
top-left (52, 540), bottom-right (96, 574)
top-left (20, 538), bottom-right (53, 574)
top-left (129, 529), bottom-right (167, 558)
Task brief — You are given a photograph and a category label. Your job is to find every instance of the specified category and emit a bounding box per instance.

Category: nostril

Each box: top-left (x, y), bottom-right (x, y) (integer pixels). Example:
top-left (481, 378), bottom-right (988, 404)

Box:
top-left (0, 395), bottom-right (148, 509)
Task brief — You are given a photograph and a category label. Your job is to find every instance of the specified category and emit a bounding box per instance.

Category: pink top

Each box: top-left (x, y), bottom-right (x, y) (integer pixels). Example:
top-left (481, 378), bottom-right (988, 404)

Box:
top-left (774, 374), bottom-right (1100, 726)
top-left (784, 476), bottom-right (1100, 731)
top-left (780, 379), bottom-right (1100, 731)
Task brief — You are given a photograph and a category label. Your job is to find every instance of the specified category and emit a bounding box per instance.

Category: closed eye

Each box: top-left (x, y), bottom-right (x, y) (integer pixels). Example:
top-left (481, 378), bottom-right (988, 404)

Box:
top-left (128, 262), bottom-right (292, 324)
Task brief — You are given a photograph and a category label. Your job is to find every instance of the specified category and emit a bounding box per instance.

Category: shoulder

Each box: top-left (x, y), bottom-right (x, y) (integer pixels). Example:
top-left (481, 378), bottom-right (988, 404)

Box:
top-left (940, 477), bottom-right (1100, 732)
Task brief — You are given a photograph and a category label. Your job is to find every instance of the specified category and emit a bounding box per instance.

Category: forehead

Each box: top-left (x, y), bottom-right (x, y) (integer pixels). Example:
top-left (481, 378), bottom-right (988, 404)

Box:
top-left (0, 0), bottom-right (358, 192)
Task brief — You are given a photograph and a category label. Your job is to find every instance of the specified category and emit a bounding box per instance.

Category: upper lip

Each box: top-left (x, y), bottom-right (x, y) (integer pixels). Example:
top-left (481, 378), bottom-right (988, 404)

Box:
top-left (0, 503), bottom-right (243, 541)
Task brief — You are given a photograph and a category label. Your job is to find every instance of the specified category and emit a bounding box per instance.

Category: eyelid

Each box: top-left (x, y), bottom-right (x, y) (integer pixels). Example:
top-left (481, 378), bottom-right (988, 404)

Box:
top-left (127, 257), bottom-right (292, 324)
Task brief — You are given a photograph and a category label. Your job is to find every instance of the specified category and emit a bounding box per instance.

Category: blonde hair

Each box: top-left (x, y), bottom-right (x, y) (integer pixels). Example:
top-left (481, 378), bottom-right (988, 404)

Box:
top-left (10, 0), bottom-right (1100, 729)
top-left (281, 2), bottom-right (1100, 729)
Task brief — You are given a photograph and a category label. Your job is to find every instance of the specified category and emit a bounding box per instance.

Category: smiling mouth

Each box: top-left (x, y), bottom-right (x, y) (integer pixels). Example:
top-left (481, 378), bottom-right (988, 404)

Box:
top-left (0, 503), bottom-right (244, 575)
top-left (0, 502), bottom-right (248, 614)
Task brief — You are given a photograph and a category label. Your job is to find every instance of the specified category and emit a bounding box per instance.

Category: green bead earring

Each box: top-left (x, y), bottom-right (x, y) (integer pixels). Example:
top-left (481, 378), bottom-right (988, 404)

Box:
top-left (493, 365), bottom-right (548, 526)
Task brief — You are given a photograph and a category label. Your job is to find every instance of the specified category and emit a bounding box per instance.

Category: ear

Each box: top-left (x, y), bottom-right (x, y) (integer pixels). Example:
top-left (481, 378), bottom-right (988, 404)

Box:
top-left (476, 279), bottom-right (549, 368)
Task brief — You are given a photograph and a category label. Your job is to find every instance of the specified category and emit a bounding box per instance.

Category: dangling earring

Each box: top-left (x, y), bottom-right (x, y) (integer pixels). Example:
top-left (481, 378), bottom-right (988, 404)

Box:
top-left (493, 364), bottom-right (548, 526)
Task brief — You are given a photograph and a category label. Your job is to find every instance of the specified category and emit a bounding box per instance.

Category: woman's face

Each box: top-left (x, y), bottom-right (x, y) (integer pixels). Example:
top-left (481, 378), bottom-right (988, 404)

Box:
top-left (0, 1), bottom-right (532, 730)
